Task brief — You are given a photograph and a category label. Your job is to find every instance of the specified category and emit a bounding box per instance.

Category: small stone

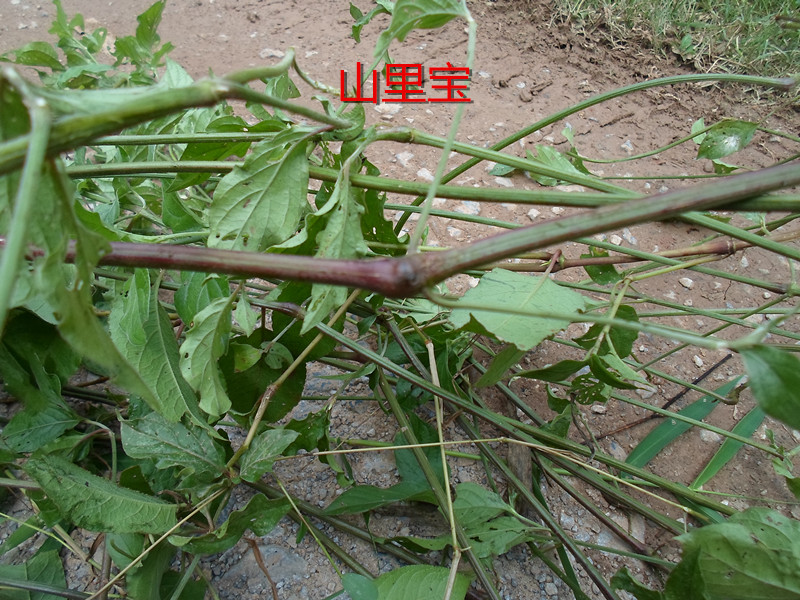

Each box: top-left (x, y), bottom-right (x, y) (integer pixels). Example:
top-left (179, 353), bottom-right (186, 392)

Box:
top-left (416, 167), bottom-right (434, 181)
top-left (374, 103), bottom-right (401, 118)
top-left (609, 234), bottom-right (623, 245)
top-left (395, 151), bottom-right (414, 167)
top-left (763, 291), bottom-right (772, 299)
top-left (659, 185), bottom-right (670, 193)
top-left (700, 430), bottom-right (723, 444)
top-left (551, 206), bottom-right (565, 215)
top-left (621, 227), bottom-right (637, 245)
top-left (544, 582), bottom-right (558, 596)
top-left (467, 276), bottom-right (480, 288)
top-left (620, 140), bottom-right (634, 154)
top-left (455, 200), bottom-right (481, 215)
top-left (259, 48), bottom-right (285, 58)
top-left (447, 226), bottom-right (463, 238)
top-left (740, 256), bottom-right (749, 268)
top-left (591, 403), bottom-right (607, 414)
top-left (693, 355), bottom-right (704, 368)
top-left (495, 176), bottom-right (514, 188)
top-left (636, 383), bottom-right (657, 399)
top-left (527, 208), bottom-right (541, 220)
top-left (679, 277), bottom-right (694, 289)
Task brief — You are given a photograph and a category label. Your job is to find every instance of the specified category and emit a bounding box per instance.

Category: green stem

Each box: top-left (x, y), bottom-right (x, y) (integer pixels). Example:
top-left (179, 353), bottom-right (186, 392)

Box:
top-left (0, 70), bottom-right (50, 335)
top-left (377, 374), bottom-right (502, 600)
top-left (394, 72), bottom-right (797, 231)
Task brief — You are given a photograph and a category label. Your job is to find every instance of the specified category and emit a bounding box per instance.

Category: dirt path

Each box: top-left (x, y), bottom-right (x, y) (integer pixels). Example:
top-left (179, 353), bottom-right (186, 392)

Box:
top-left (1, 1), bottom-right (799, 599)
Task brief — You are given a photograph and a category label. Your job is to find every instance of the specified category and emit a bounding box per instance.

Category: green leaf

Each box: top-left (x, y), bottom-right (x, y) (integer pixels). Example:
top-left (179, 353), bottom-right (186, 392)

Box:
top-left (173, 271), bottom-right (229, 326)
top-left (526, 145), bottom-right (588, 186)
top-left (696, 119), bottom-right (757, 161)
top-left (342, 572), bottom-right (378, 600)
top-left (626, 378), bottom-right (742, 471)
top-left (611, 567), bottom-right (664, 600)
top-left (667, 508), bottom-right (800, 600)
top-left (121, 412), bottom-right (227, 485)
top-left (0, 548), bottom-right (67, 600)
top-left (170, 494), bottom-right (290, 555)
top-left (742, 345), bottom-right (800, 430)
top-left (326, 481), bottom-right (430, 515)
top-left (2, 401), bottom-right (78, 453)
top-left (450, 269), bottom-right (586, 351)
top-left (110, 269), bottom-right (206, 424)
top-left (2, 41), bottom-right (65, 72)
top-left (517, 359), bottom-right (587, 383)
top-left (691, 406), bottom-right (765, 489)
top-left (24, 455), bottom-right (177, 534)
top-left (302, 166), bottom-right (369, 333)
top-left (581, 248), bottom-right (621, 285)
top-left (373, 0), bottom-right (467, 65)
top-left (476, 344), bottom-right (526, 387)
top-left (373, 565), bottom-right (472, 600)
top-left (179, 293), bottom-right (236, 417)
top-left (234, 292), bottom-right (259, 337)
top-left (209, 138), bottom-right (310, 252)
top-left (575, 304), bottom-right (639, 358)
top-left (239, 428), bottom-right (299, 482)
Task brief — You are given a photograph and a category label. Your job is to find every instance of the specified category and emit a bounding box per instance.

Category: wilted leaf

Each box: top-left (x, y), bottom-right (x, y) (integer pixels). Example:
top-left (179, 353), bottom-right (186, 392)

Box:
top-left (25, 455), bottom-right (177, 534)
top-left (450, 269), bottom-right (586, 351)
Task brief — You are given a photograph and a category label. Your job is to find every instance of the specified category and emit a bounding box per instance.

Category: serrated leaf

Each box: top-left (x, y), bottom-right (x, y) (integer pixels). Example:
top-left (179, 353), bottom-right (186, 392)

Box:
top-left (239, 428), bottom-right (299, 482)
top-left (626, 378), bottom-right (741, 471)
top-left (209, 138), bottom-right (309, 252)
top-left (170, 494), bottom-right (290, 554)
top-left (449, 268), bottom-right (586, 351)
top-left (179, 294), bottom-right (236, 417)
top-left (302, 167), bottom-right (368, 333)
top-left (110, 269), bottom-right (206, 424)
top-left (373, 565), bottom-right (472, 600)
top-left (742, 345), bottom-right (800, 430)
top-left (2, 401), bottom-right (78, 453)
top-left (667, 508), bottom-right (800, 600)
top-left (121, 412), bottom-right (226, 485)
top-left (697, 119), bottom-right (757, 160)
top-left (24, 455), bottom-right (177, 534)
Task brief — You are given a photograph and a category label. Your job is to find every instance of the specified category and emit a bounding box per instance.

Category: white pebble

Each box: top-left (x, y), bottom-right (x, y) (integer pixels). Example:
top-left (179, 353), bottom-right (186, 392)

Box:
top-left (679, 277), bottom-right (694, 289)
top-left (609, 234), bottom-right (623, 245)
top-left (395, 151), bottom-right (414, 168)
top-left (693, 355), bottom-right (704, 368)
top-left (699, 430), bottom-right (723, 444)
top-left (416, 168), bottom-right (434, 181)
top-left (551, 206), bottom-right (565, 215)
top-left (527, 208), bottom-right (541, 220)
top-left (455, 200), bottom-right (481, 215)
top-left (495, 177), bottom-right (514, 188)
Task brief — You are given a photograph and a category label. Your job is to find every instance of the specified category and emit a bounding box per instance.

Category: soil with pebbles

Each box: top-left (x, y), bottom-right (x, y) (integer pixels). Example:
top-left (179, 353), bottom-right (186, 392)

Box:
top-left (1, 1), bottom-right (799, 599)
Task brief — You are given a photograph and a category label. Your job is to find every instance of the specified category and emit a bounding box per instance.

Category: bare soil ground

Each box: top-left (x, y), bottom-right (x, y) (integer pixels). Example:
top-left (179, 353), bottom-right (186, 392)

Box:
top-left (1, 1), bottom-right (799, 599)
